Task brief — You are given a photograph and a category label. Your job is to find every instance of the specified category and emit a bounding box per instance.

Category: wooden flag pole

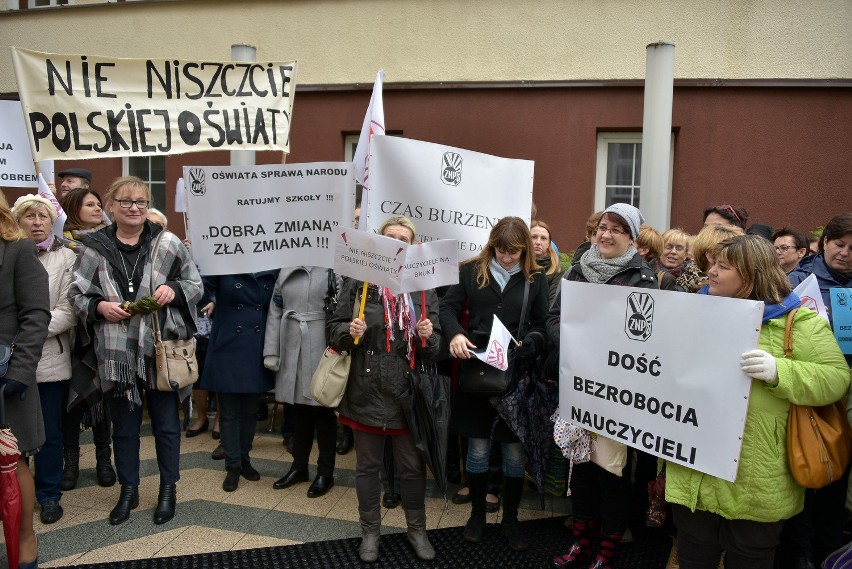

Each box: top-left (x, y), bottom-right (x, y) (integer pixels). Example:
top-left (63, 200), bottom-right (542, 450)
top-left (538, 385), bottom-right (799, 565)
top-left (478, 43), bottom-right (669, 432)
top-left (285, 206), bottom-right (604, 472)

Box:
top-left (353, 281), bottom-right (369, 345)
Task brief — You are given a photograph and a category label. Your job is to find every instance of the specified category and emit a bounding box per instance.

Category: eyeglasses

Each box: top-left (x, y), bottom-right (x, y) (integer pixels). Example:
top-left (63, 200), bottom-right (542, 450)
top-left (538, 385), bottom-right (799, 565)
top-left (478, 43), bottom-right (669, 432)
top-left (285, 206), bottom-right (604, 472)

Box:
top-left (775, 245), bottom-right (799, 253)
top-left (114, 199), bottom-right (149, 210)
top-left (596, 224), bottom-right (626, 237)
top-left (664, 243), bottom-right (686, 252)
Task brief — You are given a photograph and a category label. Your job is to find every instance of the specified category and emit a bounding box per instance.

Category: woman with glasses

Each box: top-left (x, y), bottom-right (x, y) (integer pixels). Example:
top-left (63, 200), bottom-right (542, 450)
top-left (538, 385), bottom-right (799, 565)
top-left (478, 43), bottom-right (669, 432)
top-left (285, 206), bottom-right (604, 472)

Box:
top-left (771, 227), bottom-right (810, 274)
top-left (58, 186), bottom-right (117, 491)
top-left (70, 176), bottom-right (202, 526)
top-left (549, 203), bottom-right (658, 569)
top-left (441, 216), bottom-right (550, 553)
top-left (781, 213), bottom-right (852, 568)
top-left (666, 235), bottom-right (848, 569)
top-left (703, 204), bottom-right (749, 230)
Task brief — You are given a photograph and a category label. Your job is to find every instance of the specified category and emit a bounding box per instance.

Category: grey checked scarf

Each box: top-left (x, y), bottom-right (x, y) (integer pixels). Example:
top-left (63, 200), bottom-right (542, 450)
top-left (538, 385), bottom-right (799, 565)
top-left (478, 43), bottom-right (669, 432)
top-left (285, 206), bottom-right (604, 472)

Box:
top-left (579, 244), bottom-right (638, 284)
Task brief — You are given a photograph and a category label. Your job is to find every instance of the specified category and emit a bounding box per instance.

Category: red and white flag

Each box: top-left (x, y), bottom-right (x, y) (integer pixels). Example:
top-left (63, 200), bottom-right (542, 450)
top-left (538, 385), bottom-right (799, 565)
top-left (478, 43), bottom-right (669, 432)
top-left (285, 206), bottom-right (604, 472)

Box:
top-left (352, 70), bottom-right (385, 230)
top-left (470, 314), bottom-right (517, 371)
top-left (793, 273), bottom-right (829, 321)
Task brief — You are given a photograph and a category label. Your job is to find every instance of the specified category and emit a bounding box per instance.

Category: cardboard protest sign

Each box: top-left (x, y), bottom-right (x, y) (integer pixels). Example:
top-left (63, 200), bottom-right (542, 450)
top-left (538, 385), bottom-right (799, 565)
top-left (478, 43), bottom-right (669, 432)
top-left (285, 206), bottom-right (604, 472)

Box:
top-left (558, 281), bottom-right (763, 482)
top-left (334, 228), bottom-right (459, 293)
top-left (829, 288), bottom-right (852, 354)
top-left (184, 163), bottom-right (355, 275)
top-left (12, 48), bottom-right (297, 160)
top-left (367, 135), bottom-right (534, 260)
top-left (0, 99), bottom-right (38, 187)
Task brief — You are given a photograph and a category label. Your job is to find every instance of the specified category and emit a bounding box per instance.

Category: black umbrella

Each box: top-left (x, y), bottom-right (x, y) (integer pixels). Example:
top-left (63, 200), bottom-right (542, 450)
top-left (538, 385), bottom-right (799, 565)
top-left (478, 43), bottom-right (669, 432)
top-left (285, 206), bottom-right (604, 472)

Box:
top-left (399, 363), bottom-right (451, 497)
top-left (490, 359), bottom-right (558, 491)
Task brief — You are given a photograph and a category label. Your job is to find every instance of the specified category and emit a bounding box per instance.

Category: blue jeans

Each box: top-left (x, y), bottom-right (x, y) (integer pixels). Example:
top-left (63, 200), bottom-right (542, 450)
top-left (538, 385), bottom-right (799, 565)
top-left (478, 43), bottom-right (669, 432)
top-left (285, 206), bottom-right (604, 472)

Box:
top-left (35, 381), bottom-right (67, 504)
top-left (466, 437), bottom-right (525, 477)
top-left (111, 387), bottom-right (181, 486)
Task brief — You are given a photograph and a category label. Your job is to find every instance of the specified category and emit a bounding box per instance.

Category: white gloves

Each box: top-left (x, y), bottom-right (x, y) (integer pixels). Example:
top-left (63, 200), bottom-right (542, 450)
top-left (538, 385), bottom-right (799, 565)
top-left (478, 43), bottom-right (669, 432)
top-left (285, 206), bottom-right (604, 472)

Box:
top-left (263, 355), bottom-right (281, 372)
top-left (740, 349), bottom-right (778, 385)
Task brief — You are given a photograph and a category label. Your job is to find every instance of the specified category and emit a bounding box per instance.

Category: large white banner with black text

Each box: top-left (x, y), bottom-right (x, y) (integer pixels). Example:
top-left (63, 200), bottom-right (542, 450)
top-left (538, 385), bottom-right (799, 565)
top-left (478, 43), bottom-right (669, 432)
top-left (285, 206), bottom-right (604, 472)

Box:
top-left (184, 163), bottom-right (355, 275)
top-left (558, 281), bottom-right (763, 482)
top-left (366, 135), bottom-right (534, 261)
top-left (0, 100), bottom-right (38, 187)
top-left (12, 48), bottom-right (297, 160)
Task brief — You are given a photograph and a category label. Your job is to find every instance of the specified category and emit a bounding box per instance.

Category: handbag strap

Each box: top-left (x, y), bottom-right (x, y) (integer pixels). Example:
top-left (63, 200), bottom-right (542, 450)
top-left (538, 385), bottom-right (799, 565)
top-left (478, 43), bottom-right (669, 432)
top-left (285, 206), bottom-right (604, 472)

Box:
top-left (326, 269), bottom-right (337, 301)
top-left (516, 279), bottom-right (531, 340)
top-left (150, 231), bottom-right (166, 343)
top-left (783, 308), bottom-right (799, 359)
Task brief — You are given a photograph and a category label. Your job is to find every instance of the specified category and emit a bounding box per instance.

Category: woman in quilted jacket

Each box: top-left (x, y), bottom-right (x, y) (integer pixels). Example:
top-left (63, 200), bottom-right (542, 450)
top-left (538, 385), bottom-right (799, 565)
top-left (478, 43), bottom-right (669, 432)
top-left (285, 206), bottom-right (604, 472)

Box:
top-left (665, 235), bottom-right (850, 569)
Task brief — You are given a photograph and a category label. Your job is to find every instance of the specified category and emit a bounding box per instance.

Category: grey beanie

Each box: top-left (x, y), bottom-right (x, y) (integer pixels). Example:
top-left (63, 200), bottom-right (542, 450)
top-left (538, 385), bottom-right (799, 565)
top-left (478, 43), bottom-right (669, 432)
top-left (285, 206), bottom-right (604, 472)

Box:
top-left (602, 203), bottom-right (644, 240)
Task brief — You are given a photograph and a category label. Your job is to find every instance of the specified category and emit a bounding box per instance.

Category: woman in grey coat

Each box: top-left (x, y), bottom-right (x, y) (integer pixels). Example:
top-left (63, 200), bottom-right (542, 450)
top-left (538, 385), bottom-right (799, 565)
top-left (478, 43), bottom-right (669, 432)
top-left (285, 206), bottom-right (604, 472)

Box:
top-left (264, 266), bottom-right (339, 497)
top-left (0, 196), bottom-right (51, 568)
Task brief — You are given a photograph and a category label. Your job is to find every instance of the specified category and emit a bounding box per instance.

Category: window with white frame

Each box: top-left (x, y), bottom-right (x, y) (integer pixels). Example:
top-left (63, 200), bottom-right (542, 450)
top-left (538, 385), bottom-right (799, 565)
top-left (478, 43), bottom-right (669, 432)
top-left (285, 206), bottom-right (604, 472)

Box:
top-left (594, 132), bottom-right (674, 212)
top-left (28, 0), bottom-right (70, 7)
top-left (124, 156), bottom-right (166, 210)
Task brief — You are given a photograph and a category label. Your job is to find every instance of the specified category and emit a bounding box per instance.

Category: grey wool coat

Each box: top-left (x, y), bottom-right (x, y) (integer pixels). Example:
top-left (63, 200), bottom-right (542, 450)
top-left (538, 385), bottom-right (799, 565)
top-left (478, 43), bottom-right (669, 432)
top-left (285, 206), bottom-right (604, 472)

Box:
top-left (0, 238), bottom-right (51, 454)
top-left (263, 267), bottom-right (337, 405)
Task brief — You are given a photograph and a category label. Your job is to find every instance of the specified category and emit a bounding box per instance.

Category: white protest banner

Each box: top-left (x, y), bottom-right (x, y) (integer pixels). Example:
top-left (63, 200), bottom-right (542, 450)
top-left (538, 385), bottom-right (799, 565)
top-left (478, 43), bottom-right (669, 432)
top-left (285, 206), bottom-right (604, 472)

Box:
top-left (334, 227), bottom-right (407, 289)
top-left (367, 135), bottom-right (534, 261)
top-left (12, 48), bottom-right (297, 161)
top-left (334, 229), bottom-right (459, 293)
top-left (0, 99), bottom-right (38, 187)
top-left (559, 281), bottom-right (763, 482)
top-left (399, 239), bottom-right (459, 293)
top-left (184, 163), bottom-right (355, 275)
top-left (470, 315), bottom-right (515, 371)
top-left (793, 274), bottom-right (829, 321)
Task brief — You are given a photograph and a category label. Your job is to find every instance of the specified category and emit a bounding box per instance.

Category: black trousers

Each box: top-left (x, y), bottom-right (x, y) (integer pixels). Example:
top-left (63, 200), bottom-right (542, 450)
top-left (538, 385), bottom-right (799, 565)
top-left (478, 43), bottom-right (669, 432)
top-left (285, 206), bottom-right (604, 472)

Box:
top-left (63, 390), bottom-right (112, 451)
top-left (218, 392), bottom-right (261, 470)
top-left (673, 504), bottom-right (784, 569)
top-left (570, 461), bottom-right (629, 535)
top-left (353, 430), bottom-right (425, 513)
top-left (290, 403), bottom-right (336, 477)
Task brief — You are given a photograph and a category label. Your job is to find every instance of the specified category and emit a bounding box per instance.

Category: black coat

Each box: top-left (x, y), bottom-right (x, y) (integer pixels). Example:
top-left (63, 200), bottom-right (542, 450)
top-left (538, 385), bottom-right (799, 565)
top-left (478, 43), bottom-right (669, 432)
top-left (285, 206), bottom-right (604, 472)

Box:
top-left (199, 271), bottom-right (279, 394)
top-left (440, 263), bottom-right (549, 441)
top-left (328, 279), bottom-right (443, 430)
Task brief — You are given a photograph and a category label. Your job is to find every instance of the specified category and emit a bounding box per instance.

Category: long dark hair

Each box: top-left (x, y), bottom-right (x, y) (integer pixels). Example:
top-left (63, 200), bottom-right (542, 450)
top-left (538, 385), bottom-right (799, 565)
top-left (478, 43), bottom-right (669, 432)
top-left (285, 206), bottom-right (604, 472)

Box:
top-left (61, 187), bottom-right (103, 231)
top-left (467, 216), bottom-right (540, 289)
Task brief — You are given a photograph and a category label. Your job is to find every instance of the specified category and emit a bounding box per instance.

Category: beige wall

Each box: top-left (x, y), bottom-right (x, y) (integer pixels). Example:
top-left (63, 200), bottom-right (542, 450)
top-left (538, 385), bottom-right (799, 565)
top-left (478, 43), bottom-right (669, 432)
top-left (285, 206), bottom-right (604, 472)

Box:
top-left (2, 0), bottom-right (850, 93)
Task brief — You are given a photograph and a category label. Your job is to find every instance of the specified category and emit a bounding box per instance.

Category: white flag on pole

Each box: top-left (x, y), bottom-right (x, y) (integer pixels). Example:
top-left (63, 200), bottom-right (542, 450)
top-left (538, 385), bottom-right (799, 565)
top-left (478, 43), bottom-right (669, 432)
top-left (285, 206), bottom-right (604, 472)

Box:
top-left (175, 178), bottom-right (188, 213)
top-left (37, 173), bottom-right (66, 237)
top-left (470, 314), bottom-right (516, 371)
top-left (793, 273), bottom-right (829, 321)
top-left (352, 70), bottom-right (385, 230)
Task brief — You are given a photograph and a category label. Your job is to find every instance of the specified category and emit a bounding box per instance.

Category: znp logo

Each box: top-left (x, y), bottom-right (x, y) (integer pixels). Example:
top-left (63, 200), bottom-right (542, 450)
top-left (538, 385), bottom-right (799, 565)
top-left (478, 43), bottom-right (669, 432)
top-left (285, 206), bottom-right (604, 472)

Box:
top-left (440, 152), bottom-right (462, 186)
top-left (188, 168), bottom-right (206, 196)
top-left (625, 292), bottom-right (654, 341)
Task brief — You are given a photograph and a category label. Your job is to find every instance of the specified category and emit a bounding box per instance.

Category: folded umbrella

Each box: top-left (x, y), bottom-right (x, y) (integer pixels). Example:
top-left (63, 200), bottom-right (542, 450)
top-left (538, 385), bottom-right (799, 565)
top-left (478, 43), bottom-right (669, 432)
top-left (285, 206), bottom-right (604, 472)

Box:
top-left (399, 363), bottom-right (451, 497)
top-left (0, 382), bottom-right (22, 569)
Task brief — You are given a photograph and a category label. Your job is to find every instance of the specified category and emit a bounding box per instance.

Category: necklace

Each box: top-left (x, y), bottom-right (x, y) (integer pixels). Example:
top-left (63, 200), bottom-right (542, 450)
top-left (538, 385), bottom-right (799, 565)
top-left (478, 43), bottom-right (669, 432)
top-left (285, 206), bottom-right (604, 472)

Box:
top-left (119, 248), bottom-right (142, 293)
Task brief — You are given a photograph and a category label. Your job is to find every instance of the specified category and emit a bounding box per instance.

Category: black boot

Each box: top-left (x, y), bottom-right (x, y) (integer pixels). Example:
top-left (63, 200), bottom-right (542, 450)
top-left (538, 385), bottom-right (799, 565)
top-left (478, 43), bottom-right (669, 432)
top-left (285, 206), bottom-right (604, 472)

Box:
top-left (500, 476), bottom-right (529, 551)
top-left (109, 485), bottom-right (139, 525)
top-left (153, 483), bottom-right (176, 525)
top-left (60, 447), bottom-right (79, 491)
top-left (463, 472), bottom-right (488, 543)
top-left (95, 446), bottom-right (117, 487)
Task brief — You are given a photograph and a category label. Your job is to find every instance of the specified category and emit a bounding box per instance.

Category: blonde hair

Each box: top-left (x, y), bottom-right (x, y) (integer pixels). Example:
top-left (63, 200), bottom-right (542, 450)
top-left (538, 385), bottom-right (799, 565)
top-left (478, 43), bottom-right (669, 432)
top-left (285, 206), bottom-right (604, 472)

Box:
top-left (467, 216), bottom-right (540, 289)
top-left (530, 219), bottom-right (560, 275)
top-left (712, 235), bottom-right (790, 303)
top-left (585, 210), bottom-right (603, 241)
top-left (692, 224), bottom-right (744, 273)
top-left (147, 207), bottom-right (169, 228)
top-left (0, 200), bottom-right (25, 241)
top-left (378, 216), bottom-right (416, 241)
top-left (635, 225), bottom-right (664, 264)
top-left (104, 176), bottom-right (152, 209)
top-left (662, 228), bottom-right (690, 248)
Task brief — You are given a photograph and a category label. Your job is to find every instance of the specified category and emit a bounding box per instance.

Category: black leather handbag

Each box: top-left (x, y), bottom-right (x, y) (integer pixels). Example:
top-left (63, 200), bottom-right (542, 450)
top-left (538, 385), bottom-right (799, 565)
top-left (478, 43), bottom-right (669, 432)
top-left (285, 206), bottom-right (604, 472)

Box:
top-left (458, 281), bottom-right (529, 395)
top-left (0, 332), bottom-right (19, 378)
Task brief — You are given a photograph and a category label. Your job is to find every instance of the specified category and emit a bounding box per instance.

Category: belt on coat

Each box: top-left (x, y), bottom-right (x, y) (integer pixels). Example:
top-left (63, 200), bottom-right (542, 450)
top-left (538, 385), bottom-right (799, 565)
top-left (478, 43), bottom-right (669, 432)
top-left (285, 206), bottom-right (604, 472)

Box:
top-left (282, 310), bottom-right (326, 388)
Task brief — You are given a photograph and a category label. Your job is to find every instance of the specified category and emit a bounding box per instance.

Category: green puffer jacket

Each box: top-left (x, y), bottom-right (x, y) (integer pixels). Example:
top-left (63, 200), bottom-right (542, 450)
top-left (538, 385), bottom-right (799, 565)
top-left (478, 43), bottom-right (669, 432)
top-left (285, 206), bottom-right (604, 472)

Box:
top-left (665, 307), bottom-right (851, 522)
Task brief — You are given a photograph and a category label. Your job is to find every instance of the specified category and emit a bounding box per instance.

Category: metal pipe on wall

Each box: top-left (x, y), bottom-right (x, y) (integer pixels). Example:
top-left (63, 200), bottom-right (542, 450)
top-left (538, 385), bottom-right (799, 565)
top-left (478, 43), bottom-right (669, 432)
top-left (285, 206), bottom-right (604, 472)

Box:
top-left (639, 42), bottom-right (675, 230)
top-left (230, 44), bottom-right (257, 168)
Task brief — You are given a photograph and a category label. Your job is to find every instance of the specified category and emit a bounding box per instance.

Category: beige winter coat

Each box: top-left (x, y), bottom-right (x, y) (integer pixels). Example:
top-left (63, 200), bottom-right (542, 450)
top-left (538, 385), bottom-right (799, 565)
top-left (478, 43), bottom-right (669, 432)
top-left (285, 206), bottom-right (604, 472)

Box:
top-left (36, 241), bottom-right (76, 383)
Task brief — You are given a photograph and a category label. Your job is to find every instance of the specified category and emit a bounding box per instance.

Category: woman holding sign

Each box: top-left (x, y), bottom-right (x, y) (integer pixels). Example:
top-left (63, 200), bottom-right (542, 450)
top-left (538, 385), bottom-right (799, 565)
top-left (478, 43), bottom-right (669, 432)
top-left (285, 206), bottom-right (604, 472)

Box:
top-left (327, 216), bottom-right (443, 563)
top-left (441, 216), bottom-right (550, 553)
top-left (70, 176), bottom-right (202, 526)
top-left (665, 235), bottom-right (849, 569)
top-left (548, 203), bottom-right (658, 569)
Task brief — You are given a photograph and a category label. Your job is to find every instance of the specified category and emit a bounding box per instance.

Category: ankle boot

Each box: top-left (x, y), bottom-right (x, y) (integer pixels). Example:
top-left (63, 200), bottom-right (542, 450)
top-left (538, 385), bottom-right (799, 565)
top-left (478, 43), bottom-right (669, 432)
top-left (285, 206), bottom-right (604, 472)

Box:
top-left (109, 484), bottom-right (139, 525)
top-left (60, 447), bottom-right (79, 491)
top-left (153, 483), bottom-right (177, 525)
top-left (358, 507), bottom-right (382, 563)
top-left (463, 472), bottom-right (488, 543)
top-left (95, 445), bottom-right (117, 487)
top-left (589, 533), bottom-right (623, 569)
top-left (552, 518), bottom-right (598, 568)
top-left (404, 508), bottom-right (435, 561)
top-left (500, 476), bottom-right (529, 551)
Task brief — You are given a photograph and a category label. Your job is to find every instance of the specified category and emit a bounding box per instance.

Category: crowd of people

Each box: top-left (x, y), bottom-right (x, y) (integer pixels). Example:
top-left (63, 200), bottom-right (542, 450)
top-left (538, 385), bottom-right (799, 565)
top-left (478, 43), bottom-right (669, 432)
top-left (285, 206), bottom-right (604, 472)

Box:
top-left (1, 170), bottom-right (850, 569)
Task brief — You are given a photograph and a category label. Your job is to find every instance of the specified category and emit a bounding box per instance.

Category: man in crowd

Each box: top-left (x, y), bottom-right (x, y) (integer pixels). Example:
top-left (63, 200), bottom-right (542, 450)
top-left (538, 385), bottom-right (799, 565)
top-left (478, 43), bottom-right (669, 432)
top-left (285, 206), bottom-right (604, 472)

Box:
top-left (57, 168), bottom-right (92, 198)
